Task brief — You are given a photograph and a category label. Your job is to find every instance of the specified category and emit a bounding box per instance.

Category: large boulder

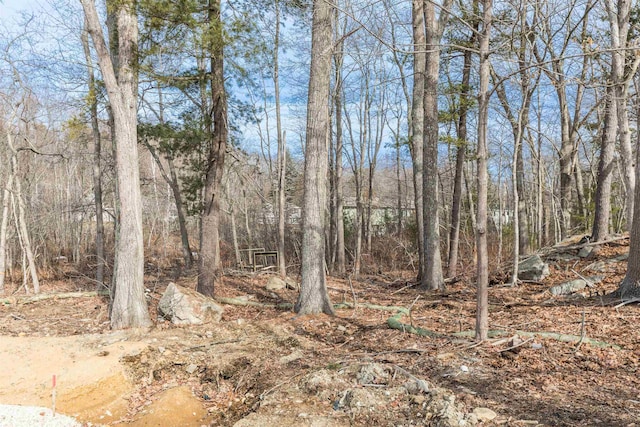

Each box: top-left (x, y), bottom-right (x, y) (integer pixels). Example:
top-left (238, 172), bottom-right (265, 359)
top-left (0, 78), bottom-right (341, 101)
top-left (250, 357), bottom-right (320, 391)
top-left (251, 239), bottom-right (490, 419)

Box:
top-left (158, 283), bottom-right (224, 325)
top-left (266, 276), bottom-right (287, 291)
top-left (518, 255), bottom-right (549, 281)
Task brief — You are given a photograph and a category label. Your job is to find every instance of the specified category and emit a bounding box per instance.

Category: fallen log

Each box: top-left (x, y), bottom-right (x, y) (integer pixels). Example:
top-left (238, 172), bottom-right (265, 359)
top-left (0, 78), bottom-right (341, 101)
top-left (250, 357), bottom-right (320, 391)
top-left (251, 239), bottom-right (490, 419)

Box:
top-left (216, 296), bottom-right (292, 310)
top-left (451, 329), bottom-right (620, 350)
top-left (0, 290), bottom-right (109, 305)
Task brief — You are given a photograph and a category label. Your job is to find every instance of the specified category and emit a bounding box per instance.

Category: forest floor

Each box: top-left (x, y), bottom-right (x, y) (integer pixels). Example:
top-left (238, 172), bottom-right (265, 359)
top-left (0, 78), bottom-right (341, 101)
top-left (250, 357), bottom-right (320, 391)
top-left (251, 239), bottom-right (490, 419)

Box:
top-left (0, 238), bottom-right (639, 426)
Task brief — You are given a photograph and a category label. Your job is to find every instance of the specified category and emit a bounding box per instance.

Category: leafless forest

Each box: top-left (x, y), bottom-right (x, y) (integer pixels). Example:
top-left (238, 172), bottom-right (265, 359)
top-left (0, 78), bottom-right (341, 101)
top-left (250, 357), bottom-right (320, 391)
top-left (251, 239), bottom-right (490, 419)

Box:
top-left (3, 0), bottom-right (640, 425)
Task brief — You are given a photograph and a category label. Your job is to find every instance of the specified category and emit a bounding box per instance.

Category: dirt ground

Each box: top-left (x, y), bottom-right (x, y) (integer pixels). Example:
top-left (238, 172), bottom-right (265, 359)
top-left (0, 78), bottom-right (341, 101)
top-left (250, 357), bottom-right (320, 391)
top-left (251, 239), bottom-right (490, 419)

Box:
top-left (1, 239), bottom-right (639, 426)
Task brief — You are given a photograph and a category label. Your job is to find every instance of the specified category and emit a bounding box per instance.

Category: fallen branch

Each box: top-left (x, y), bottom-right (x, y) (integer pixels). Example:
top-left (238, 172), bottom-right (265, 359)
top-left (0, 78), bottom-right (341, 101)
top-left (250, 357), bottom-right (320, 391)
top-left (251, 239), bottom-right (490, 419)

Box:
top-left (551, 235), bottom-right (628, 252)
top-left (613, 298), bottom-right (640, 309)
top-left (0, 290), bottom-right (109, 305)
top-left (499, 337), bottom-right (534, 353)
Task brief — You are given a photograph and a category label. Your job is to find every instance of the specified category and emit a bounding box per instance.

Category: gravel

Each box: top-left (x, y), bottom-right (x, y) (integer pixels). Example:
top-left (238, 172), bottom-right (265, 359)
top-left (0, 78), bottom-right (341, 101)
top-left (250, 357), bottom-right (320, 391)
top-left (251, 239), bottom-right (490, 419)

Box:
top-left (0, 404), bottom-right (81, 427)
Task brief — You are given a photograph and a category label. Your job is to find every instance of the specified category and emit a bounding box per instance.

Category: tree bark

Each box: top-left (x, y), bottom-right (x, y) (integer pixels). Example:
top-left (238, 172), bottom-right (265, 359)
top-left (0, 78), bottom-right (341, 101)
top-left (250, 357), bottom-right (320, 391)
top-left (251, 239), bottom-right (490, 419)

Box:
top-left (421, 0), bottom-right (451, 291)
top-left (81, 0), bottom-right (151, 328)
top-left (197, 0), bottom-right (228, 297)
top-left (411, 0), bottom-right (426, 282)
top-left (619, 79), bottom-right (640, 298)
top-left (81, 21), bottom-right (106, 287)
top-left (475, 0), bottom-right (492, 341)
top-left (295, 0), bottom-right (334, 316)
top-left (0, 173), bottom-right (14, 294)
top-left (448, 10), bottom-right (477, 277)
top-left (274, 0), bottom-right (287, 279)
top-left (592, 87), bottom-right (616, 242)
top-left (333, 15), bottom-right (346, 274)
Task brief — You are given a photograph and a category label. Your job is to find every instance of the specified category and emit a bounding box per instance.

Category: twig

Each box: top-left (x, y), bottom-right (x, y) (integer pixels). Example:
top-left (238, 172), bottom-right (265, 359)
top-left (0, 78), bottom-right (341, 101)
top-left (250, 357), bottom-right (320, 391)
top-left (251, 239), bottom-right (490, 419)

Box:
top-left (574, 310), bottom-right (586, 352)
top-left (391, 281), bottom-right (419, 295)
top-left (186, 338), bottom-right (243, 352)
top-left (370, 348), bottom-right (427, 356)
top-left (499, 337), bottom-right (534, 353)
top-left (408, 295), bottom-right (420, 327)
top-left (614, 297), bottom-right (640, 309)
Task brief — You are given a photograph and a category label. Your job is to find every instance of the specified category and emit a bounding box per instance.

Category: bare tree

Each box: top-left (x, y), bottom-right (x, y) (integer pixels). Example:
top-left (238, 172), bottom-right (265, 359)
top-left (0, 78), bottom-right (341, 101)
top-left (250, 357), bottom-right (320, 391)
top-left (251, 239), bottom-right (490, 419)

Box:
top-left (295, 0), bottom-right (334, 315)
top-left (81, 0), bottom-right (151, 328)
top-left (411, 0), bottom-right (426, 281)
top-left (81, 19), bottom-right (106, 287)
top-left (421, 0), bottom-right (452, 291)
top-left (475, 0), bottom-right (492, 341)
top-left (274, 0), bottom-right (287, 279)
top-left (447, 1), bottom-right (478, 278)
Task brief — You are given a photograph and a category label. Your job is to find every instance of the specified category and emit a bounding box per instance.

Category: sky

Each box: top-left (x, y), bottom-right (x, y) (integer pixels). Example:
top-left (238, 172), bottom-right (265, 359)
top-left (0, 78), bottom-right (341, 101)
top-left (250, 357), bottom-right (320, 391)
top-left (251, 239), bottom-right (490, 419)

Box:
top-left (0, 0), bottom-right (36, 21)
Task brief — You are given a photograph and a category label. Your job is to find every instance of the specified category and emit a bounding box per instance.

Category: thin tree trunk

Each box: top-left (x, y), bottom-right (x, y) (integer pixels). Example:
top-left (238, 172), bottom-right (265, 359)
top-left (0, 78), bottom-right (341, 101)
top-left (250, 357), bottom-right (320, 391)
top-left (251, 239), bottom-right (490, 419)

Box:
top-left (82, 21), bottom-right (105, 287)
top-left (274, 0), bottom-right (286, 278)
top-left (334, 34), bottom-right (346, 274)
top-left (448, 16), bottom-right (476, 278)
top-left (411, 0), bottom-right (425, 282)
top-left (475, 0), bottom-right (492, 341)
top-left (0, 174), bottom-right (14, 294)
top-left (6, 122), bottom-right (39, 294)
top-left (592, 87), bottom-right (617, 241)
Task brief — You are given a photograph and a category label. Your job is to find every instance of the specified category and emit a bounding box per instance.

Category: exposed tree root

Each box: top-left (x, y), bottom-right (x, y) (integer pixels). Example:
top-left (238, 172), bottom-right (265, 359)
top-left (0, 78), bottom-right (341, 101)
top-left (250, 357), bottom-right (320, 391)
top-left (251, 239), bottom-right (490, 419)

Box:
top-left (335, 302), bottom-right (620, 349)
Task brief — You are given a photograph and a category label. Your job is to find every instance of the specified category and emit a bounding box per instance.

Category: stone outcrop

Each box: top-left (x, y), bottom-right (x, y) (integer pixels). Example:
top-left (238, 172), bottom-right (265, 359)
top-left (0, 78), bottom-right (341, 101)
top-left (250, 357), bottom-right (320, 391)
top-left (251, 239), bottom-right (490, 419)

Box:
top-left (158, 283), bottom-right (224, 325)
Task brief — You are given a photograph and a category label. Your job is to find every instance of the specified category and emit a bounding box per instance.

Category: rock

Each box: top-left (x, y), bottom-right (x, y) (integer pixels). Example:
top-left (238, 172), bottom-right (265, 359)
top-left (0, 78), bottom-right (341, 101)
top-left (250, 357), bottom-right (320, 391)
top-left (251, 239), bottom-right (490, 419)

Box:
top-left (285, 278), bottom-right (300, 290)
top-left (585, 261), bottom-right (608, 273)
top-left (356, 363), bottom-right (389, 385)
top-left (266, 276), bottom-right (287, 291)
top-left (578, 246), bottom-right (594, 258)
top-left (614, 251), bottom-right (629, 262)
top-left (423, 387), bottom-right (472, 426)
top-left (404, 379), bottom-right (430, 394)
top-left (158, 282), bottom-right (224, 325)
top-left (473, 407), bottom-right (497, 422)
top-left (545, 252), bottom-right (579, 262)
top-left (518, 255), bottom-right (549, 281)
top-left (549, 276), bottom-right (603, 296)
top-left (185, 363), bottom-right (198, 374)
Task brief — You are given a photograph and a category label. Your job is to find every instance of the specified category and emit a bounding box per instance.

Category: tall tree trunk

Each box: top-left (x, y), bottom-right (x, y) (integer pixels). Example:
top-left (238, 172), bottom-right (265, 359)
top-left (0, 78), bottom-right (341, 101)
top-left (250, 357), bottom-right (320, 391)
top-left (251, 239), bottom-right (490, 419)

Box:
top-left (0, 173), bottom-right (14, 294)
top-left (448, 12), bottom-right (476, 278)
top-left (333, 38), bottom-right (346, 274)
top-left (144, 143), bottom-right (193, 269)
top-left (475, 0), bottom-right (492, 341)
top-left (81, 21), bottom-right (106, 287)
top-left (619, 83), bottom-right (640, 298)
top-left (411, 0), bottom-right (426, 282)
top-left (81, 0), bottom-right (151, 328)
top-left (592, 88), bottom-right (617, 241)
top-left (274, 0), bottom-right (287, 279)
top-left (198, 0), bottom-right (228, 297)
top-left (295, 0), bottom-right (334, 315)
top-left (421, 0), bottom-right (451, 291)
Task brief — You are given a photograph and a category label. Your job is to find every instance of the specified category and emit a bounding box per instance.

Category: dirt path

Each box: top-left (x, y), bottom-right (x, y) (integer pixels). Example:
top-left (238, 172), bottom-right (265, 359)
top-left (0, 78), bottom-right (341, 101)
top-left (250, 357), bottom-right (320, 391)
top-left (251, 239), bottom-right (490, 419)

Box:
top-left (0, 333), bottom-right (144, 421)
